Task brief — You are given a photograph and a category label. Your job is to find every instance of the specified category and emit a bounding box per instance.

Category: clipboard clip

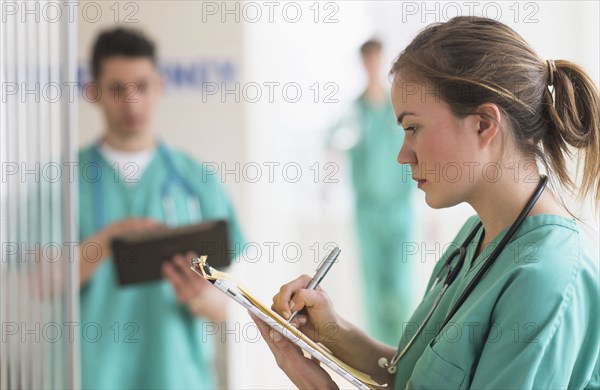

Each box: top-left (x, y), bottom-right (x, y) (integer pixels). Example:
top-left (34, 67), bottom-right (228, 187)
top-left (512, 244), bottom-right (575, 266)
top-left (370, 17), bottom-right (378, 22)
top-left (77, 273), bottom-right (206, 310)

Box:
top-left (190, 256), bottom-right (215, 282)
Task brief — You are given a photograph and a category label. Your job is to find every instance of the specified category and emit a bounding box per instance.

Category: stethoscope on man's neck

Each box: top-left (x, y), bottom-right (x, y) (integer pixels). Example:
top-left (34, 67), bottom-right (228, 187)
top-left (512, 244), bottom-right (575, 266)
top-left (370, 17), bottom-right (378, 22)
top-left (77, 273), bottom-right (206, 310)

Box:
top-left (379, 174), bottom-right (548, 374)
top-left (91, 140), bottom-right (202, 230)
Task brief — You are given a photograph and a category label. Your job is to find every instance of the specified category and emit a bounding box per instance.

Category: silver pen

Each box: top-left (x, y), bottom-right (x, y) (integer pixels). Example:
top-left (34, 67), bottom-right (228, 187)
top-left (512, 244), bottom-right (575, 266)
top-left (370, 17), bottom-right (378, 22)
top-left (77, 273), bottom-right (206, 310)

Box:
top-left (287, 247), bottom-right (341, 324)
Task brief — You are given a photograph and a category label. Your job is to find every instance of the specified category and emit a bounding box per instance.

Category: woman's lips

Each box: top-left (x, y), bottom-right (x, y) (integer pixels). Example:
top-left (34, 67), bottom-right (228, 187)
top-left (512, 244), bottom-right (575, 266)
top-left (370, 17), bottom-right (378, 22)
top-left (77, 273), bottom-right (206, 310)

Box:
top-left (417, 179), bottom-right (427, 189)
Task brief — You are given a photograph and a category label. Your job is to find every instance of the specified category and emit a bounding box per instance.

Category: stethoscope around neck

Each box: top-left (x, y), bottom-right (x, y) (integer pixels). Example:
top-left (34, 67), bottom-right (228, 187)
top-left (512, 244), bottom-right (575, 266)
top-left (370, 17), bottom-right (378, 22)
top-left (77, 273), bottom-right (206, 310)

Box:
top-left (91, 140), bottom-right (202, 230)
top-left (378, 175), bottom-right (548, 374)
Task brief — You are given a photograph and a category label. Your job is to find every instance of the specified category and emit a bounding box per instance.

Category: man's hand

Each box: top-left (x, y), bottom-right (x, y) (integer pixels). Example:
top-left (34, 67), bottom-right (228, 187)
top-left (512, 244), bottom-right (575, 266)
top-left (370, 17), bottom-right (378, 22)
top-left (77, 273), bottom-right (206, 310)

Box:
top-left (103, 218), bottom-right (162, 240)
top-left (79, 218), bottom-right (162, 286)
top-left (162, 251), bottom-right (227, 323)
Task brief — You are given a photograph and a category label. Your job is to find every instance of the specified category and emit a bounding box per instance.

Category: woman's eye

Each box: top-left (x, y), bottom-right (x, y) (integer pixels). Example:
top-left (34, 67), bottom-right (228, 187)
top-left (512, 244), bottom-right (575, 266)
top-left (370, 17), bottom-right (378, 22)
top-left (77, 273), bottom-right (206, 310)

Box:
top-left (403, 126), bottom-right (417, 135)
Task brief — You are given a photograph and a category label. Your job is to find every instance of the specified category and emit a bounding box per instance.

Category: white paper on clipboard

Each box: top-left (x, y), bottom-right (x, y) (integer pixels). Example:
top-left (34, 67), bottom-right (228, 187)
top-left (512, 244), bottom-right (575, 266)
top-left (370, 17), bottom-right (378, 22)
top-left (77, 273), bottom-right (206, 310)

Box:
top-left (190, 256), bottom-right (385, 390)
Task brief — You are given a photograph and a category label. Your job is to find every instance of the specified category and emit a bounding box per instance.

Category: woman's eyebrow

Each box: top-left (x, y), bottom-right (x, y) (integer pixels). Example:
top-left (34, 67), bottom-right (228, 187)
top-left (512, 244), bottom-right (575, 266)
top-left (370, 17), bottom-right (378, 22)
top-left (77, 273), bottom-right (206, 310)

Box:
top-left (397, 111), bottom-right (417, 124)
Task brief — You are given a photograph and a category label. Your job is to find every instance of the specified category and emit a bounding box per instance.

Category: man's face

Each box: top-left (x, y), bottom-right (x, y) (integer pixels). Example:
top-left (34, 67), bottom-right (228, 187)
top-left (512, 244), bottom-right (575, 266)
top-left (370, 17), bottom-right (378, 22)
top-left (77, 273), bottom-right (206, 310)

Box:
top-left (95, 56), bottom-right (162, 135)
top-left (361, 48), bottom-right (382, 80)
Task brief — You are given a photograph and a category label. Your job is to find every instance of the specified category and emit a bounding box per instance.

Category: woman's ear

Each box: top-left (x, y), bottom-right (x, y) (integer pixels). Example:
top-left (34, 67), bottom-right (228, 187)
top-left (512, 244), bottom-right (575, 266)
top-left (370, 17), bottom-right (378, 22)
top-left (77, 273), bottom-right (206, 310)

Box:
top-left (475, 103), bottom-right (501, 148)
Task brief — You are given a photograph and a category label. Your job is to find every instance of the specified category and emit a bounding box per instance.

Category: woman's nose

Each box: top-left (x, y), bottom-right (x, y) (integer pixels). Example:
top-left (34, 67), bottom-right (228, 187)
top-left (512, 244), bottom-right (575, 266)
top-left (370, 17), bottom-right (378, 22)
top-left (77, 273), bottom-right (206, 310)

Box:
top-left (397, 141), bottom-right (416, 166)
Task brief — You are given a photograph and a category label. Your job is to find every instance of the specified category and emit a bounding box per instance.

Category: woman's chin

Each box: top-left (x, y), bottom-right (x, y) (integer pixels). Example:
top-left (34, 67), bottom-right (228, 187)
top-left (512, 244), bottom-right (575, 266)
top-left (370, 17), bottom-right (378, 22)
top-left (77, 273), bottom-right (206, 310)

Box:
top-left (424, 192), bottom-right (456, 209)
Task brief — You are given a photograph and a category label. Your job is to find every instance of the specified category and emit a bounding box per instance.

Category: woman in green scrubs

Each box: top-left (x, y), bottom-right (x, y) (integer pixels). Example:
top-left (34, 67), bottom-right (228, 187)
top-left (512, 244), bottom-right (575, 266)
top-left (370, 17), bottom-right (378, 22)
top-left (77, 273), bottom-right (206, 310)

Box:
top-left (253, 16), bottom-right (600, 389)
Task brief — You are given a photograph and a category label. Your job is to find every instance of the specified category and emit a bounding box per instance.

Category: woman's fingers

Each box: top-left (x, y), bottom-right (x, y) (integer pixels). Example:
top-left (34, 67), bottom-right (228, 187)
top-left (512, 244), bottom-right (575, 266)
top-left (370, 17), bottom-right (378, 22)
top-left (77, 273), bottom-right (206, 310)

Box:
top-left (290, 314), bottom-right (308, 329)
top-left (251, 312), bottom-right (284, 346)
top-left (289, 288), bottom-right (327, 315)
top-left (249, 312), bottom-right (302, 361)
top-left (250, 312), bottom-right (276, 340)
top-left (249, 312), bottom-right (336, 388)
top-left (309, 354), bottom-right (322, 367)
top-left (272, 274), bottom-right (313, 319)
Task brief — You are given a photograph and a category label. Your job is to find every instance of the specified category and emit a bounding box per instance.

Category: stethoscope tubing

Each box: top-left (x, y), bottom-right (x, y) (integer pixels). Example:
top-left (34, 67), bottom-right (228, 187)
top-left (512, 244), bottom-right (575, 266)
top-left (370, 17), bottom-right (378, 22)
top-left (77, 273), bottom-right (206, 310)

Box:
top-left (91, 141), bottom-right (202, 229)
top-left (380, 175), bottom-right (548, 374)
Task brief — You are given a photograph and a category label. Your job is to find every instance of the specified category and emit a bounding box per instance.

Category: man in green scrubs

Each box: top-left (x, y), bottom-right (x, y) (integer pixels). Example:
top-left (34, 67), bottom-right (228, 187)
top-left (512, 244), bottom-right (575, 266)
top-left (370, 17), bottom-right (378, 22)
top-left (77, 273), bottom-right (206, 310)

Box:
top-left (78, 28), bottom-right (245, 389)
top-left (328, 40), bottom-right (415, 345)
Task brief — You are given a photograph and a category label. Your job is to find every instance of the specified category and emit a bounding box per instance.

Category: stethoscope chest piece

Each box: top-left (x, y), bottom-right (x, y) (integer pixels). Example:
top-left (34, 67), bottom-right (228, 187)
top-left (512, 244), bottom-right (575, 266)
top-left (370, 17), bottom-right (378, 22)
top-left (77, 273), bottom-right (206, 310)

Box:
top-left (378, 357), bottom-right (397, 374)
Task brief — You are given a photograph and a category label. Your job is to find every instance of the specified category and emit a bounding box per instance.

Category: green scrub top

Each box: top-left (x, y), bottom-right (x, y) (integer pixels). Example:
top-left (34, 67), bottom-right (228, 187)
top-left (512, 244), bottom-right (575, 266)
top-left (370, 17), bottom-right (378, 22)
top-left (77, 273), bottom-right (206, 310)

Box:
top-left (394, 214), bottom-right (599, 389)
top-left (78, 144), bottom-right (245, 389)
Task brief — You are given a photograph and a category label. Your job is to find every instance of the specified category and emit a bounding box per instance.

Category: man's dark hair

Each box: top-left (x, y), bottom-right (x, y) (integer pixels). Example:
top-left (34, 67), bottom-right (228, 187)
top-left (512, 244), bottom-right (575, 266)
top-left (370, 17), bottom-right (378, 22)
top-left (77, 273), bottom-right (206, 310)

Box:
top-left (360, 39), bottom-right (382, 57)
top-left (91, 27), bottom-right (157, 80)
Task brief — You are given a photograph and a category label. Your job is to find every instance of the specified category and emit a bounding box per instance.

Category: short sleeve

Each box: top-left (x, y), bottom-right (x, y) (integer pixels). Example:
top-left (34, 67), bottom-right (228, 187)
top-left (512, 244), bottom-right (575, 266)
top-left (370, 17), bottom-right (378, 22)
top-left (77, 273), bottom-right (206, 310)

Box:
top-left (470, 228), bottom-right (599, 389)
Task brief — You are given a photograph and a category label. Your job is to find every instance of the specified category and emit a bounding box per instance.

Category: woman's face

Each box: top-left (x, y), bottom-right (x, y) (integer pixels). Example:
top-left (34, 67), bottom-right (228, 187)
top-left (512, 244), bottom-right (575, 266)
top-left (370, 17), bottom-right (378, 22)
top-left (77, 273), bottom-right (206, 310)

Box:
top-left (391, 76), bottom-right (486, 208)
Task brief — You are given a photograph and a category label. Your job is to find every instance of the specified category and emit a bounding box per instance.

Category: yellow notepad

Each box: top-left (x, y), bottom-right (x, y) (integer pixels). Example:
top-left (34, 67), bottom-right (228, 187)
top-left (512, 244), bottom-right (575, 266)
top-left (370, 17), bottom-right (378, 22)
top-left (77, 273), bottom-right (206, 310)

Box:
top-left (191, 256), bottom-right (385, 390)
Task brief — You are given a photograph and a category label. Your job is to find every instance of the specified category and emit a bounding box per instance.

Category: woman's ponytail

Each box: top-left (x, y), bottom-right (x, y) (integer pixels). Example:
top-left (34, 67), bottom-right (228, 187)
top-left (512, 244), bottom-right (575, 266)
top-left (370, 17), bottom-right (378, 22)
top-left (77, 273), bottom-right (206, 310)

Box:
top-left (543, 60), bottom-right (600, 207)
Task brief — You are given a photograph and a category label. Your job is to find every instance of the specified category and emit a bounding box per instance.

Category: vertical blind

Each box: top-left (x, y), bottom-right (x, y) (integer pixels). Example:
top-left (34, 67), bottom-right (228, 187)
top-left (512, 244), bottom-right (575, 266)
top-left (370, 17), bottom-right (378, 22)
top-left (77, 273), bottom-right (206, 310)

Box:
top-left (1, 1), bottom-right (79, 388)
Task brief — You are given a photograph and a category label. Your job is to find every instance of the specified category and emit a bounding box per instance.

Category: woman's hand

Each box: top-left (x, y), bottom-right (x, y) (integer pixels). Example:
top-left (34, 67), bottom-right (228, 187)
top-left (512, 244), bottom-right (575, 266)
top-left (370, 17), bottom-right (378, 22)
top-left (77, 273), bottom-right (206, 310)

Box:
top-left (262, 275), bottom-right (396, 387)
top-left (249, 312), bottom-right (339, 390)
top-left (162, 251), bottom-right (227, 323)
top-left (271, 274), bottom-right (342, 347)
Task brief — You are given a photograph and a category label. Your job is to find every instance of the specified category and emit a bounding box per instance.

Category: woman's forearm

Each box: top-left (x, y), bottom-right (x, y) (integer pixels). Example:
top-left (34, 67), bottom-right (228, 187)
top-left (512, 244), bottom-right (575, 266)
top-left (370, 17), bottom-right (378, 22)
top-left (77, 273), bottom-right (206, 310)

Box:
top-left (324, 317), bottom-right (396, 386)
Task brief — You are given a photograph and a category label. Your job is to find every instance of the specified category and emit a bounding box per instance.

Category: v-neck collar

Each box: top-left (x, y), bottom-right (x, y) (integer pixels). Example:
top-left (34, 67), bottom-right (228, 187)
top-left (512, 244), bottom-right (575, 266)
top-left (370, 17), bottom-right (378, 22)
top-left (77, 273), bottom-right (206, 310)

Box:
top-left (94, 143), bottom-right (161, 191)
top-left (464, 214), bottom-right (577, 275)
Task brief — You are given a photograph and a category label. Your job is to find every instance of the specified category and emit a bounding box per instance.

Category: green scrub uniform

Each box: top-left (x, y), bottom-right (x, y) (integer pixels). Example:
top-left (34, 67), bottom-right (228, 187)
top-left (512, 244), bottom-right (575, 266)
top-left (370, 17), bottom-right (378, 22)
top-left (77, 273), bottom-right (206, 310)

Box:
top-left (331, 96), bottom-right (414, 345)
top-left (78, 144), bottom-right (245, 389)
top-left (394, 214), bottom-right (599, 389)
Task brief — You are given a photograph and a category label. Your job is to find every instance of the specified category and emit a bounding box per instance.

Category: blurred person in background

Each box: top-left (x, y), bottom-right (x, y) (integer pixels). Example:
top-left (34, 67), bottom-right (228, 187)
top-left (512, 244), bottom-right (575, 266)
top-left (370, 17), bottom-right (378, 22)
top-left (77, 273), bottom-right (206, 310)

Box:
top-left (77, 28), bottom-right (245, 389)
top-left (328, 39), bottom-right (416, 345)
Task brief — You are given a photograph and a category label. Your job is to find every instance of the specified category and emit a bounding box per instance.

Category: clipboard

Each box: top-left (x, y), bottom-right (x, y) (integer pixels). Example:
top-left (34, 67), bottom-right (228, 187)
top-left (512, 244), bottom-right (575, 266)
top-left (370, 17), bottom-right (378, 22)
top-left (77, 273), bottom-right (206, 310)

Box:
top-left (190, 256), bottom-right (385, 390)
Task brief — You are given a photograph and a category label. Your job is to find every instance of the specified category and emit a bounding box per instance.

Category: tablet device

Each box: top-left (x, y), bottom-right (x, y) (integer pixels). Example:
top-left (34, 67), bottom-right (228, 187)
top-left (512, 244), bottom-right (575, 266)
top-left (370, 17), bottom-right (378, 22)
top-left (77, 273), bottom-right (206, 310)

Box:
top-left (111, 219), bottom-right (231, 286)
